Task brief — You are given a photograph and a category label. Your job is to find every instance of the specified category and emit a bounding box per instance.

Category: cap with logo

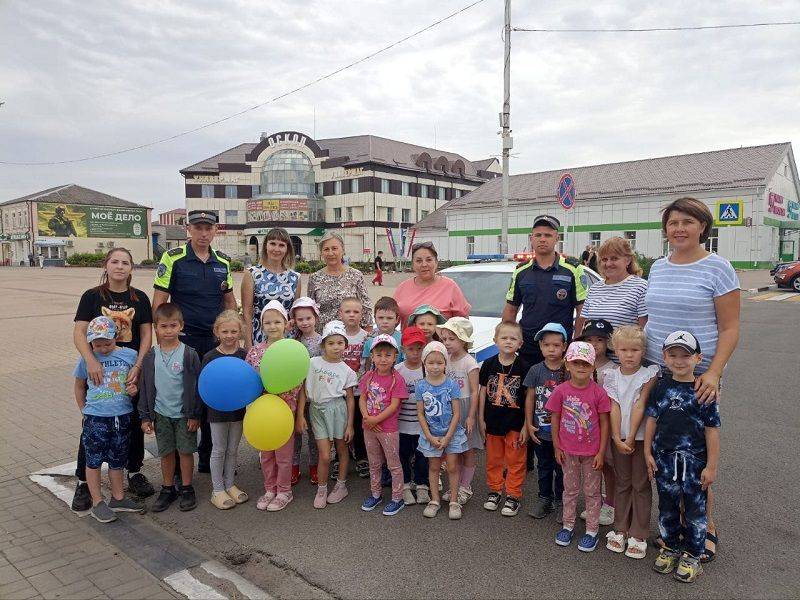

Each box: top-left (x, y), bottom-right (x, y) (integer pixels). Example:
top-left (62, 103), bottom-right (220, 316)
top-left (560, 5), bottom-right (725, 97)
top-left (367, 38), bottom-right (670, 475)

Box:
top-left (371, 333), bottom-right (399, 352)
top-left (565, 341), bottom-right (596, 365)
top-left (421, 341), bottom-right (448, 363)
top-left (401, 325), bottom-right (427, 347)
top-left (321, 320), bottom-right (348, 343)
top-left (534, 322), bottom-right (569, 342)
top-left (662, 330), bottom-right (701, 354)
top-left (576, 318), bottom-right (613, 340)
top-left (187, 210), bottom-right (219, 225)
top-left (437, 316), bottom-right (474, 348)
top-left (532, 214), bottom-right (561, 231)
top-left (86, 316), bottom-right (117, 342)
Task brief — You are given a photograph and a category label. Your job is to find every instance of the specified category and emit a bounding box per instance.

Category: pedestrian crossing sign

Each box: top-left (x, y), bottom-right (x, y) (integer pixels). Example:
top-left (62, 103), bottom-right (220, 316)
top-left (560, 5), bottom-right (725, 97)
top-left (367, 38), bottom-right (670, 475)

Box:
top-left (715, 199), bottom-right (743, 226)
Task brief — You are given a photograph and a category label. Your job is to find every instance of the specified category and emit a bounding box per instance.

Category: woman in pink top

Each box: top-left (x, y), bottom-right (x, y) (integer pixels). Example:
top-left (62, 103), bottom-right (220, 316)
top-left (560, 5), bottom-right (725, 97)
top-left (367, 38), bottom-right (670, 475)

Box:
top-left (394, 242), bottom-right (471, 328)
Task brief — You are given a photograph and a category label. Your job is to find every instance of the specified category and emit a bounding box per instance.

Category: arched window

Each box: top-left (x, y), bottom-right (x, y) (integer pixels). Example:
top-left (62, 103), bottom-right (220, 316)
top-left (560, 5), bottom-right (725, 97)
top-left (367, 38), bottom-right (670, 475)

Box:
top-left (261, 150), bottom-right (314, 195)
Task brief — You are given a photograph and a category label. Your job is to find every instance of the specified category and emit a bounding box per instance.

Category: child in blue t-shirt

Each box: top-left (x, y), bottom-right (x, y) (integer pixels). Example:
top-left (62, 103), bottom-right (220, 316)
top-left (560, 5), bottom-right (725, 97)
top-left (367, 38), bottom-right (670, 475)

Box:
top-left (73, 317), bottom-right (144, 523)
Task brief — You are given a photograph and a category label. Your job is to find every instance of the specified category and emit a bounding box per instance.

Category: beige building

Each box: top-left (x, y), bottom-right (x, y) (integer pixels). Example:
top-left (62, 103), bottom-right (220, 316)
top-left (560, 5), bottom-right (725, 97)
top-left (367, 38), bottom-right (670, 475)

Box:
top-left (0, 184), bottom-right (152, 266)
top-left (180, 131), bottom-right (501, 262)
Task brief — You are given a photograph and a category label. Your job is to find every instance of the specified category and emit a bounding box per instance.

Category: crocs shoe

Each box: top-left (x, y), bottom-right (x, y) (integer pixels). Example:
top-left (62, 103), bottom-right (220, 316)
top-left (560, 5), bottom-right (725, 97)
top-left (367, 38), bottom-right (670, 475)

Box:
top-left (483, 492), bottom-right (502, 511)
top-left (267, 492), bottom-right (293, 512)
top-left (674, 554), bottom-right (703, 583)
top-left (256, 492), bottom-right (276, 511)
top-left (578, 532), bottom-right (599, 552)
top-left (327, 481), bottom-right (348, 504)
top-left (415, 485), bottom-right (430, 504)
top-left (448, 501), bottom-right (462, 520)
top-left (313, 487), bottom-right (328, 509)
top-left (423, 501), bottom-right (441, 518)
top-left (500, 496), bottom-right (520, 517)
top-left (382, 499), bottom-right (405, 516)
top-left (653, 548), bottom-right (681, 574)
top-left (555, 528), bottom-right (574, 546)
top-left (361, 495), bottom-right (383, 512)
top-left (402, 484), bottom-right (416, 506)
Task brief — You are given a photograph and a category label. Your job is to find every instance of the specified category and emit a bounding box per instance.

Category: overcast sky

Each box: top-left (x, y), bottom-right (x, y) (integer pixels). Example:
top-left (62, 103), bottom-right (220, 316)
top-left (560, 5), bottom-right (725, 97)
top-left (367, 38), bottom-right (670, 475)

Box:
top-left (1, 0), bottom-right (798, 215)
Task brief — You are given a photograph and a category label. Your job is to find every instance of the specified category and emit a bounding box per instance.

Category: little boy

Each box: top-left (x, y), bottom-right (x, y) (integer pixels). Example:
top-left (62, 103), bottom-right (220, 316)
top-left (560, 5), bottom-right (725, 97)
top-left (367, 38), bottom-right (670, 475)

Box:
top-left (394, 325), bottom-right (429, 505)
top-left (478, 322), bottom-right (530, 517)
top-left (406, 304), bottom-right (446, 342)
top-left (523, 322), bottom-right (568, 519)
top-left (362, 296), bottom-right (404, 371)
top-left (339, 297), bottom-right (368, 478)
top-left (139, 303), bottom-right (202, 512)
top-left (73, 316), bottom-right (145, 523)
top-left (645, 330), bottom-right (720, 583)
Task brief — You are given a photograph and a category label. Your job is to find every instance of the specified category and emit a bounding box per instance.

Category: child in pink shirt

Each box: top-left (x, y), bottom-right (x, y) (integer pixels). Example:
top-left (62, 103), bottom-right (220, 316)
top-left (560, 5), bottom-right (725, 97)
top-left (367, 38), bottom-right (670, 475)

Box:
top-left (546, 341), bottom-right (611, 553)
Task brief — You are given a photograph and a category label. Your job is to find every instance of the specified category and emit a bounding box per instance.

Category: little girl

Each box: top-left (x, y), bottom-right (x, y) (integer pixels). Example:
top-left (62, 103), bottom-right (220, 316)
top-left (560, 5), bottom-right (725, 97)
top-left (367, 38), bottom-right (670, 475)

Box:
top-left (358, 334), bottom-right (408, 516)
top-left (546, 341), bottom-right (611, 552)
top-left (416, 341), bottom-right (468, 520)
top-left (289, 297), bottom-right (322, 485)
top-left (406, 304), bottom-right (445, 342)
top-left (438, 317), bottom-right (481, 505)
top-left (603, 326), bottom-right (659, 559)
top-left (246, 300), bottom-right (299, 512)
top-left (201, 310), bottom-right (249, 510)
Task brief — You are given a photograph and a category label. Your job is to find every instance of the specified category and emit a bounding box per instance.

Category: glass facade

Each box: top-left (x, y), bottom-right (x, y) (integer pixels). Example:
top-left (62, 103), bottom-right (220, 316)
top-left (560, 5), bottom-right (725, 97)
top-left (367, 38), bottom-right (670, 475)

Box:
top-left (261, 150), bottom-right (315, 195)
top-left (255, 149), bottom-right (324, 222)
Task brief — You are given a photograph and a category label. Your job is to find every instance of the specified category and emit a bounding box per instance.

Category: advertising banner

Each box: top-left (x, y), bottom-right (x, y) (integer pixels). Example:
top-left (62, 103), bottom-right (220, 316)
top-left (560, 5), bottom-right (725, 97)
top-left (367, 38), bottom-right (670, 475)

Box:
top-left (246, 199), bottom-right (309, 222)
top-left (37, 203), bottom-right (147, 238)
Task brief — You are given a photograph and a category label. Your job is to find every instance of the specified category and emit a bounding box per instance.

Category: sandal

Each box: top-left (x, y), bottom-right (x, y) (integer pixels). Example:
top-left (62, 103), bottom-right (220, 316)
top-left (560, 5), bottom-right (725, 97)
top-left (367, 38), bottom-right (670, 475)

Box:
top-left (624, 537), bottom-right (647, 559)
top-left (605, 530), bottom-right (625, 553)
top-left (423, 501), bottom-right (441, 518)
top-left (226, 486), bottom-right (249, 504)
top-left (210, 491), bottom-right (235, 510)
top-left (700, 531), bottom-right (718, 563)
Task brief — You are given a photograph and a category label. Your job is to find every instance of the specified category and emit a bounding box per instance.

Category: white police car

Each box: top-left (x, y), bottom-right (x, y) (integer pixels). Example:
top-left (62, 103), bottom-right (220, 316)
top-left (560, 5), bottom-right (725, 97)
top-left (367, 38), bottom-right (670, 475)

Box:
top-left (440, 258), bottom-right (601, 363)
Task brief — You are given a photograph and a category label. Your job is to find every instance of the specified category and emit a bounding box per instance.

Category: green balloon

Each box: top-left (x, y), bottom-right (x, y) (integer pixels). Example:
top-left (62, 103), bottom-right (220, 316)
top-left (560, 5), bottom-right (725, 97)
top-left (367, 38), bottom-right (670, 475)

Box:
top-left (259, 338), bottom-right (311, 394)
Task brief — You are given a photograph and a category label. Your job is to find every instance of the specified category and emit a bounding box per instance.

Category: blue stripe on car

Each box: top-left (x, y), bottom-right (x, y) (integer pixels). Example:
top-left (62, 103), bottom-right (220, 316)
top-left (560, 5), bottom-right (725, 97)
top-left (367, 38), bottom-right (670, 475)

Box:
top-left (475, 344), bottom-right (499, 364)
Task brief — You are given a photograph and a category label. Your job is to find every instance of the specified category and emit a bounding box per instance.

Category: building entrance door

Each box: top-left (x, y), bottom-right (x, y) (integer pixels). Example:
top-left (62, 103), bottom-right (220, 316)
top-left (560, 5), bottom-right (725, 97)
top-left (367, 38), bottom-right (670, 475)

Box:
top-left (290, 236), bottom-right (302, 260)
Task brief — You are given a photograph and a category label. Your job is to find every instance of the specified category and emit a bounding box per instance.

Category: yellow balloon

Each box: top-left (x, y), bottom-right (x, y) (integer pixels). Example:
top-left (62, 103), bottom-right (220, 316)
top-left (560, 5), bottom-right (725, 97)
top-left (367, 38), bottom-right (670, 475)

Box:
top-left (243, 394), bottom-right (294, 451)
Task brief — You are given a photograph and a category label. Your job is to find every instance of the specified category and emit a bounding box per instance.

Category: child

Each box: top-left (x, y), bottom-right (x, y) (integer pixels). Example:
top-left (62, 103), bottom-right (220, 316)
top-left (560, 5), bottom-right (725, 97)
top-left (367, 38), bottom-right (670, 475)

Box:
top-left (297, 320), bottom-right (357, 509)
top-left (547, 341), bottom-right (611, 552)
top-left (340, 297), bottom-right (369, 479)
top-left (361, 296), bottom-right (404, 371)
top-left (289, 296), bottom-right (322, 485)
top-left (645, 331), bottom-right (719, 583)
top-left (139, 303), bottom-right (202, 513)
top-left (576, 318), bottom-right (616, 526)
top-left (416, 341), bottom-right (468, 520)
top-left (73, 316), bottom-right (144, 522)
top-left (201, 310), bottom-right (249, 510)
top-left (478, 322), bottom-right (530, 517)
top-left (406, 304), bottom-right (445, 342)
top-left (603, 325), bottom-right (659, 558)
top-left (246, 300), bottom-right (299, 511)
top-left (394, 326), bottom-right (430, 505)
top-left (438, 317), bottom-right (481, 505)
top-left (523, 323), bottom-right (568, 519)
top-left (358, 334), bottom-right (408, 516)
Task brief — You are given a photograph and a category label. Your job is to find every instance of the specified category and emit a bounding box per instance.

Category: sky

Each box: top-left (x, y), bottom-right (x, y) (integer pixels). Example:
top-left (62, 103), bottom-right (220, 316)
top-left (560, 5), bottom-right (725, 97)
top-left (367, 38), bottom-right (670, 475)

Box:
top-left (1, 0), bottom-right (798, 215)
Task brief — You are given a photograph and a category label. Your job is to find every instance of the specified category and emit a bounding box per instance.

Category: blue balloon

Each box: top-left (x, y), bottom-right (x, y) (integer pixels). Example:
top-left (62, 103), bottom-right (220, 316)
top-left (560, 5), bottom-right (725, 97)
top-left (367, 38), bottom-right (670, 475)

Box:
top-left (198, 357), bottom-right (262, 412)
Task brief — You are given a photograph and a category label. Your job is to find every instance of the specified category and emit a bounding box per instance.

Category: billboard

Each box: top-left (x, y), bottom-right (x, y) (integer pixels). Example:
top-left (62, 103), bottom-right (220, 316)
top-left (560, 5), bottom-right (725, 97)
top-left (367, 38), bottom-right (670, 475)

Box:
top-left (246, 199), bottom-right (309, 222)
top-left (37, 203), bottom-right (147, 239)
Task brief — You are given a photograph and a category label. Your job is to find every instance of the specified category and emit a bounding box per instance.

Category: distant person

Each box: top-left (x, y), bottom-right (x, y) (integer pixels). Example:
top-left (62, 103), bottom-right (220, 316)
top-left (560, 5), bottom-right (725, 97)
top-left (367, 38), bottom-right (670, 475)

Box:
top-left (372, 251), bottom-right (384, 286)
top-left (48, 205), bottom-right (78, 237)
top-left (38, 252), bottom-right (44, 268)
top-left (28, 252), bottom-right (34, 267)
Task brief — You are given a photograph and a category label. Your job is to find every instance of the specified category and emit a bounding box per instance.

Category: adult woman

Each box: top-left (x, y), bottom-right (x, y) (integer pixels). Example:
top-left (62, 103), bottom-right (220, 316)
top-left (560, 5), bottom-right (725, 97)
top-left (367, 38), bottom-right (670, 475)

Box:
top-left (645, 196), bottom-right (740, 563)
top-left (71, 248), bottom-right (154, 511)
top-left (242, 228), bottom-right (301, 349)
top-left (307, 232), bottom-right (373, 329)
top-left (394, 241), bottom-right (471, 326)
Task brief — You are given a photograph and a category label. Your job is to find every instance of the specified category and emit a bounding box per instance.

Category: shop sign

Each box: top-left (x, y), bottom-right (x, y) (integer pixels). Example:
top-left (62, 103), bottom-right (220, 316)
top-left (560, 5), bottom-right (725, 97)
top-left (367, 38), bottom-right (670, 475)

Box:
top-left (0, 232), bottom-right (29, 241)
top-left (787, 200), bottom-right (799, 221)
top-left (332, 167), bottom-right (365, 180)
top-left (37, 203), bottom-right (147, 238)
top-left (246, 199), bottom-right (309, 222)
top-left (191, 175), bottom-right (239, 183)
top-left (714, 199), bottom-right (743, 226)
top-left (768, 192), bottom-right (786, 216)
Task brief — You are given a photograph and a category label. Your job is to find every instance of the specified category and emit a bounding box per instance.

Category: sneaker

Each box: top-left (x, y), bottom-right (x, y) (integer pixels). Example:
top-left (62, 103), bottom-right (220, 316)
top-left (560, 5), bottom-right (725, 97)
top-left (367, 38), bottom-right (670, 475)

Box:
top-left (313, 486), bottom-right (328, 509)
top-left (674, 554), bottom-right (703, 583)
top-left (402, 484), bottom-right (417, 506)
top-left (178, 485), bottom-right (197, 511)
top-left (555, 528), bottom-right (574, 546)
top-left (327, 481), bottom-right (348, 504)
top-left (528, 496), bottom-right (553, 519)
top-left (309, 465), bottom-right (319, 485)
top-left (578, 532), bottom-right (599, 552)
top-left (415, 485), bottom-right (431, 504)
top-left (423, 501), bottom-right (441, 518)
top-left (330, 460), bottom-right (340, 480)
top-left (382, 499), bottom-right (405, 516)
top-left (71, 481), bottom-right (92, 512)
top-left (448, 501), bottom-right (462, 520)
top-left (256, 492), bottom-right (276, 511)
top-left (90, 501), bottom-right (117, 523)
top-left (501, 496), bottom-right (520, 517)
top-left (108, 496), bottom-right (145, 513)
top-left (456, 486), bottom-right (473, 505)
top-left (356, 460), bottom-right (370, 479)
top-left (484, 492), bottom-right (502, 511)
top-left (361, 495), bottom-right (383, 512)
top-left (127, 473), bottom-right (155, 498)
top-left (442, 489), bottom-right (451, 502)
top-left (151, 486), bottom-right (178, 512)
top-left (291, 465), bottom-right (300, 486)
top-left (267, 492), bottom-right (293, 512)
top-left (653, 548), bottom-right (681, 574)
top-left (599, 504), bottom-right (615, 526)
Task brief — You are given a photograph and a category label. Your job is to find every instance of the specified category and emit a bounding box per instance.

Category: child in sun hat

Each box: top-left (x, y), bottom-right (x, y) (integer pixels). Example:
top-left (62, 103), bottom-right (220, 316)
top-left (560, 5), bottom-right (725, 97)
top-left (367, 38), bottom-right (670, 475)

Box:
top-left (407, 304), bottom-right (446, 343)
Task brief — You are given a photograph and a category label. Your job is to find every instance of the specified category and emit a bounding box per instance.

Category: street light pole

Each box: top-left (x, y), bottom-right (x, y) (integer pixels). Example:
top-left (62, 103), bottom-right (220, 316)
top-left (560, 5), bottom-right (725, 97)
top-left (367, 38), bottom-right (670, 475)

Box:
top-left (499, 0), bottom-right (512, 255)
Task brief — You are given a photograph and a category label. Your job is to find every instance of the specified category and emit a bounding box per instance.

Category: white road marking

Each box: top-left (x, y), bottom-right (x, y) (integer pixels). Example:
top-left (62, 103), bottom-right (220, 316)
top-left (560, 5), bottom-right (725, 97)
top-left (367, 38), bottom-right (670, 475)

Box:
top-left (164, 569), bottom-right (227, 600)
top-left (202, 560), bottom-right (273, 600)
top-left (773, 292), bottom-right (798, 301)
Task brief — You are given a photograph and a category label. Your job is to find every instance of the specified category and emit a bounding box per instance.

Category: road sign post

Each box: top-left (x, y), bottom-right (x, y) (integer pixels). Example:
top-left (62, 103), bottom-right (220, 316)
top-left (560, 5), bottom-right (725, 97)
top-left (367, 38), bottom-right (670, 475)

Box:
top-left (558, 173), bottom-right (576, 255)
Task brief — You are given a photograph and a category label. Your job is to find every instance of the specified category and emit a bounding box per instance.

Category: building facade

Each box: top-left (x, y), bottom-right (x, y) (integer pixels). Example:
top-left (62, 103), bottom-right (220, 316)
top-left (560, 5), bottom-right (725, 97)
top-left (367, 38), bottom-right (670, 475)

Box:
top-left (180, 131), bottom-right (500, 261)
top-left (413, 143), bottom-right (800, 268)
top-left (0, 184), bottom-right (152, 266)
top-left (158, 208), bottom-right (186, 225)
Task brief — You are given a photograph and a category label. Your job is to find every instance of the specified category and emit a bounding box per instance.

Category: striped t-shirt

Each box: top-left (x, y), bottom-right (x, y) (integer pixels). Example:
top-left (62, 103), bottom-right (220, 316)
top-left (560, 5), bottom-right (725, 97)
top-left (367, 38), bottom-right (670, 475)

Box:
top-left (395, 362), bottom-right (423, 435)
top-left (644, 254), bottom-right (739, 373)
top-left (581, 275), bottom-right (648, 328)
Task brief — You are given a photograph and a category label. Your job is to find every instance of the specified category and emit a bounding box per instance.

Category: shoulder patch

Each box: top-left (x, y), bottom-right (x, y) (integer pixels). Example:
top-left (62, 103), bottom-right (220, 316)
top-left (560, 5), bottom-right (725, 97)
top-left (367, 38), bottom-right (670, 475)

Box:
top-left (563, 255), bottom-right (580, 267)
top-left (156, 263), bottom-right (167, 277)
top-left (167, 246), bottom-right (184, 257)
top-left (215, 250), bottom-right (231, 262)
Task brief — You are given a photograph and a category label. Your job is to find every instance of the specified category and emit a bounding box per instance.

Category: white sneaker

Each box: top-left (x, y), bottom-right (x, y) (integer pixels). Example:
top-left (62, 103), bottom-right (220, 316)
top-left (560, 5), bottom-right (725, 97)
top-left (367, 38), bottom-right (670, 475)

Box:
top-left (599, 504), bottom-right (615, 526)
top-left (415, 485), bottom-right (430, 504)
top-left (456, 486), bottom-right (473, 505)
top-left (402, 484), bottom-right (416, 506)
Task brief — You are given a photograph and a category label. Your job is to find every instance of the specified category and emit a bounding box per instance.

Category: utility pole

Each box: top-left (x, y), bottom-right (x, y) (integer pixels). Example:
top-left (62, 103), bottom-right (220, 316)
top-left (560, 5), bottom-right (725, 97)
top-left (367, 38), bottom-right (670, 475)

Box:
top-left (499, 0), bottom-right (512, 255)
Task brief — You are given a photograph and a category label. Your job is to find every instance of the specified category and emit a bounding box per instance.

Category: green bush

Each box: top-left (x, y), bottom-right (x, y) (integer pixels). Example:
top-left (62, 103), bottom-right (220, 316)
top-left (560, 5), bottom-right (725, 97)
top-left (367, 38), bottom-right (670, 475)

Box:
top-left (139, 258), bottom-right (157, 266)
top-left (635, 252), bottom-right (657, 279)
top-left (230, 260), bottom-right (244, 272)
top-left (295, 260), bottom-right (324, 274)
top-left (66, 252), bottom-right (106, 267)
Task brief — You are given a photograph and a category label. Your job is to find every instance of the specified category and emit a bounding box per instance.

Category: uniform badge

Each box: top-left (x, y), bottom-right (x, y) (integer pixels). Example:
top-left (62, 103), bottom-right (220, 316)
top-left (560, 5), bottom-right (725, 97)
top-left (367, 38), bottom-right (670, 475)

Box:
top-left (157, 263), bottom-right (166, 277)
top-left (220, 281), bottom-right (229, 291)
top-left (556, 288), bottom-right (567, 300)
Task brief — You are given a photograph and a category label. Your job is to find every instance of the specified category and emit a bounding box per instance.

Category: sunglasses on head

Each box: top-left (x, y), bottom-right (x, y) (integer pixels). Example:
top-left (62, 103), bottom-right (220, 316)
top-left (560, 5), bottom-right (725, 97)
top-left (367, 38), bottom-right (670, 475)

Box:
top-left (412, 241), bottom-right (435, 252)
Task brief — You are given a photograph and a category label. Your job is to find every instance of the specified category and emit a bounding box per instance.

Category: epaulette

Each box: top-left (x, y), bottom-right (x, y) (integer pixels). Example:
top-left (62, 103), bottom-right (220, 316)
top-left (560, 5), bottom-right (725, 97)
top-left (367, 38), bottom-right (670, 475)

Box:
top-left (515, 260), bottom-right (530, 269)
top-left (215, 250), bottom-right (231, 262)
top-left (167, 246), bottom-right (185, 257)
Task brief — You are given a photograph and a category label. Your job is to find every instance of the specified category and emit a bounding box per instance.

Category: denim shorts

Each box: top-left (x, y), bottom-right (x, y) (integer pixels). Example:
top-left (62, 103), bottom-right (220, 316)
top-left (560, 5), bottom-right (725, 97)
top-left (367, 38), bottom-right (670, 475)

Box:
top-left (417, 425), bottom-right (468, 458)
top-left (81, 414), bottom-right (131, 470)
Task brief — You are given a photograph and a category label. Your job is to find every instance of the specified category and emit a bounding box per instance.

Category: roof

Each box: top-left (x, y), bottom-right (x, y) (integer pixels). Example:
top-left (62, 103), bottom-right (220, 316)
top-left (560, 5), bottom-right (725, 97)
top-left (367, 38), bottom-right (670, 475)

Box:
top-left (473, 157), bottom-right (499, 170)
top-left (415, 142), bottom-right (791, 227)
top-left (181, 143), bottom-right (257, 174)
top-left (0, 184), bottom-right (151, 209)
top-left (160, 208), bottom-right (186, 215)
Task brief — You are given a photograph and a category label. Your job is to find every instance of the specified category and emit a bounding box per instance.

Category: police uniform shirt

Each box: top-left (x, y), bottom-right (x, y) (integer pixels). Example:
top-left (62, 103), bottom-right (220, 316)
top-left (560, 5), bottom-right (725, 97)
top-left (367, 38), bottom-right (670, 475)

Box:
top-left (505, 254), bottom-right (587, 343)
top-left (154, 244), bottom-right (233, 337)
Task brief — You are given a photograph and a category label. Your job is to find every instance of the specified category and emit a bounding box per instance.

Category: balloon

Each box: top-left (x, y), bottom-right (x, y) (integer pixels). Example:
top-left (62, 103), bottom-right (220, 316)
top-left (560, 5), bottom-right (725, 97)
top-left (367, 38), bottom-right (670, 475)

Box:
top-left (198, 357), bottom-right (262, 412)
top-left (259, 338), bottom-right (310, 394)
top-left (243, 394), bottom-right (294, 451)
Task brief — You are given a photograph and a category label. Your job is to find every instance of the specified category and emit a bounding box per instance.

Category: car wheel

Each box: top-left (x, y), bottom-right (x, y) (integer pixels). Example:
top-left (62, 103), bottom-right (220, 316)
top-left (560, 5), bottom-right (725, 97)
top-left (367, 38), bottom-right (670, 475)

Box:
top-left (792, 276), bottom-right (800, 293)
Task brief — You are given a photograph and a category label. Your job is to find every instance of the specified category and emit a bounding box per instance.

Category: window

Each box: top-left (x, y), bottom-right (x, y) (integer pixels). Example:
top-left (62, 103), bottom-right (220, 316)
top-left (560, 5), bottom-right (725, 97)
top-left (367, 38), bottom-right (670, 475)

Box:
top-left (466, 235), bottom-right (475, 256)
top-left (334, 180), bottom-right (342, 195)
top-left (316, 183), bottom-right (323, 195)
top-left (201, 184), bottom-right (214, 198)
top-left (438, 187), bottom-right (446, 201)
top-left (401, 182), bottom-right (410, 196)
top-left (251, 185), bottom-right (260, 197)
top-left (624, 230), bottom-right (636, 250)
top-left (333, 207), bottom-right (342, 222)
top-left (346, 206), bottom-right (354, 221)
top-left (261, 149), bottom-right (315, 195)
top-left (225, 185), bottom-right (237, 199)
top-left (705, 227), bottom-right (719, 253)
top-left (225, 210), bottom-right (239, 225)
top-left (351, 178), bottom-right (359, 194)
top-left (402, 208), bottom-right (411, 222)
top-left (454, 189), bottom-right (462, 198)
top-left (420, 210), bottom-right (429, 219)
top-left (386, 207), bottom-right (394, 222)
top-left (590, 232), bottom-right (601, 247)
top-left (381, 179), bottom-right (390, 194)
top-left (419, 184), bottom-right (428, 198)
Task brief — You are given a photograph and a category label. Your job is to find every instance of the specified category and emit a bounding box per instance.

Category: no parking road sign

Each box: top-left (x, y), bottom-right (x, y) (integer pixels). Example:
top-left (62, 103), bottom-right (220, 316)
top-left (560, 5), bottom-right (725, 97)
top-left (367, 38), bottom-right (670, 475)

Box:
top-left (558, 173), bottom-right (576, 210)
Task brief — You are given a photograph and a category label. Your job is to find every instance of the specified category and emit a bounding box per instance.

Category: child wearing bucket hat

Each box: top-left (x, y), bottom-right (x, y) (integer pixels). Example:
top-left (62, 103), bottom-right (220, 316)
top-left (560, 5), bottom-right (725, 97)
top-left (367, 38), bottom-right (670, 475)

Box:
top-left (407, 304), bottom-right (446, 343)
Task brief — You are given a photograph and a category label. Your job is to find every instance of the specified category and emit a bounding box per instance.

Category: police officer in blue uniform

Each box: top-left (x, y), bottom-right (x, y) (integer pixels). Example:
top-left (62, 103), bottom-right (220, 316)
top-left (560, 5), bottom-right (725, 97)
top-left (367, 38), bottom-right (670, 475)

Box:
top-left (152, 209), bottom-right (236, 471)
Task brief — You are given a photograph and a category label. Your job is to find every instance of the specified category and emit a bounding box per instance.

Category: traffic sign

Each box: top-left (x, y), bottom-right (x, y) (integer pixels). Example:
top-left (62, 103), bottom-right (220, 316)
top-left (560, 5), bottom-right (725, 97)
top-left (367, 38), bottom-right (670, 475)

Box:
top-left (714, 199), bottom-right (743, 226)
top-left (558, 173), bottom-right (576, 210)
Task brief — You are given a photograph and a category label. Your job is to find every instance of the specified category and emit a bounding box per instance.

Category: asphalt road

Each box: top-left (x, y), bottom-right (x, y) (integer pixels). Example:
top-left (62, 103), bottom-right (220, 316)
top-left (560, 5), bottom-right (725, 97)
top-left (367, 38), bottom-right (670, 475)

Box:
top-left (141, 297), bottom-right (799, 599)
